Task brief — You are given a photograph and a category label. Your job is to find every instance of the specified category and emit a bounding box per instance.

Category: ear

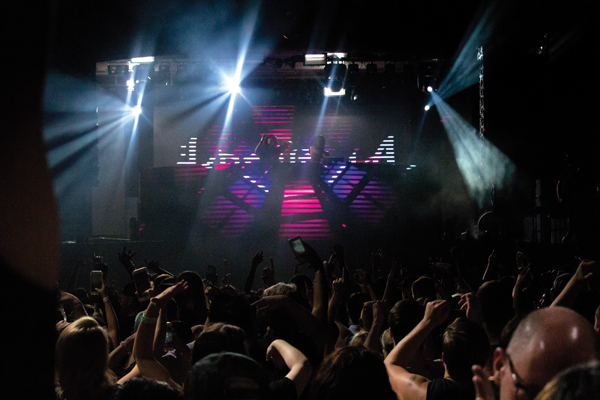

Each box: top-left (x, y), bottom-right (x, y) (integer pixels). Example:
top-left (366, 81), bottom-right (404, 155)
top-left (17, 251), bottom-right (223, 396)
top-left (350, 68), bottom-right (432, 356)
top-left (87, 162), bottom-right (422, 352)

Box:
top-left (492, 347), bottom-right (506, 385)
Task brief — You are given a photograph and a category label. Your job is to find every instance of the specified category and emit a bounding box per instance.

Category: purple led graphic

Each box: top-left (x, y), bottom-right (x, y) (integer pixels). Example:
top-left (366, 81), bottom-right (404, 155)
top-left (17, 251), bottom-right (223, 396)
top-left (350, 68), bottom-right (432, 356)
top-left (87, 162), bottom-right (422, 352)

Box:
top-left (201, 195), bottom-right (254, 238)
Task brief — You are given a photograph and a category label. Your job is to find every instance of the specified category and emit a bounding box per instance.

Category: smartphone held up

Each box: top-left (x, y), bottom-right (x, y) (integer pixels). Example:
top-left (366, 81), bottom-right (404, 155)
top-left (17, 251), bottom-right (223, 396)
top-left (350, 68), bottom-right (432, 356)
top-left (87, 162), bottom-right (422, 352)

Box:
top-left (133, 267), bottom-right (152, 302)
top-left (289, 236), bottom-right (308, 265)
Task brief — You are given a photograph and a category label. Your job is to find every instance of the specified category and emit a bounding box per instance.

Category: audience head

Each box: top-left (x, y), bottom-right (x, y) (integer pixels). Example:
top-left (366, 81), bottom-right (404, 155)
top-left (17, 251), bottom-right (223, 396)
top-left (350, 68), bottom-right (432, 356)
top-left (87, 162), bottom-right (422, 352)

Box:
top-left (184, 352), bottom-right (269, 400)
top-left (263, 282), bottom-right (296, 297)
top-left (347, 292), bottom-right (370, 326)
top-left (534, 361), bottom-right (600, 400)
top-left (112, 377), bottom-right (181, 400)
top-left (411, 276), bottom-right (437, 302)
top-left (401, 276), bottom-right (418, 300)
top-left (55, 317), bottom-right (116, 400)
top-left (388, 299), bottom-right (425, 344)
top-left (494, 307), bottom-right (599, 400)
top-left (477, 280), bottom-right (514, 339)
top-left (191, 322), bottom-right (249, 365)
top-left (442, 317), bottom-right (490, 384)
top-left (208, 287), bottom-right (253, 334)
top-left (306, 346), bottom-right (396, 400)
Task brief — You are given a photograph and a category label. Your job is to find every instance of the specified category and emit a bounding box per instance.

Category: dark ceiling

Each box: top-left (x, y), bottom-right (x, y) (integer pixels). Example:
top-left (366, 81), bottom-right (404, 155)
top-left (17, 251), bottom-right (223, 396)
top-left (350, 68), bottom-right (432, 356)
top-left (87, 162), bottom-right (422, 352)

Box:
top-left (47, 0), bottom-right (600, 177)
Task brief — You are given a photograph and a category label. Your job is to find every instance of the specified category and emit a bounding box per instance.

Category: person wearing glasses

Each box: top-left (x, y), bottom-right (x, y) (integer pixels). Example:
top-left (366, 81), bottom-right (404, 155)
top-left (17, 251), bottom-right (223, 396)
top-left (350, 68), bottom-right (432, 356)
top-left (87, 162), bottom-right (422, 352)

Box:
top-left (473, 306), bottom-right (598, 400)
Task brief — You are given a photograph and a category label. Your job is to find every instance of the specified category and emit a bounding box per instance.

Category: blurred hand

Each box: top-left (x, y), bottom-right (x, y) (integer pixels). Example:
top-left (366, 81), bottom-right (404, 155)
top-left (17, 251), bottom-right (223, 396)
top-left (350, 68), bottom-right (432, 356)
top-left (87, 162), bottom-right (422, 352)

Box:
top-left (252, 251), bottom-right (264, 267)
top-left (574, 259), bottom-right (597, 284)
top-left (458, 293), bottom-right (482, 323)
top-left (515, 265), bottom-right (533, 290)
top-left (472, 364), bottom-right (495, 400)
top-left (354, 269), bottom-right (371, 286)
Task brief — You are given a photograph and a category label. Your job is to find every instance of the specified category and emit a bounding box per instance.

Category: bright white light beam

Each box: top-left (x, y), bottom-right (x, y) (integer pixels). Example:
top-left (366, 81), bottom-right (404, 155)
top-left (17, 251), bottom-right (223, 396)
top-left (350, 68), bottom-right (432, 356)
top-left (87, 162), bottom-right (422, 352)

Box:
top-left (431, 92), bottom-right (515, 208)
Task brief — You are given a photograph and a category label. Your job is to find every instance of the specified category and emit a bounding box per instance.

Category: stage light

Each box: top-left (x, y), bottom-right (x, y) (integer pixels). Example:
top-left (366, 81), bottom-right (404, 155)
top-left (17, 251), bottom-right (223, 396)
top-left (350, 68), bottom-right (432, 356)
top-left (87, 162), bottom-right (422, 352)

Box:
top-left (226, 76), bottom-right (240, 94)
top-left (131, 56), bottom-right (155, 63)
top-left (324, 88), bottom-right (346, 97)
top-left (127, 79), bottom-right (135, 91)
top-left (324, 63), bottom-right (346, 95)
top-left (427, 86), bottom-right (433, 92)
top-left (424, 105), bottom-right (430, 111)
top-left (304, 53), bottom-right (327, 66)
top-left (132, 105), bottom-right (142, 116)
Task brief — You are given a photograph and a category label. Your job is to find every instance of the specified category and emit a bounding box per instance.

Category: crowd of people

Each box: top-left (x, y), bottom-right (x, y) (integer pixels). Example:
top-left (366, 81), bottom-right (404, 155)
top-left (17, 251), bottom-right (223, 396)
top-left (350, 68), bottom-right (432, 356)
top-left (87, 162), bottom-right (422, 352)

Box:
top-left (48, 239), bottom-right (600, 400)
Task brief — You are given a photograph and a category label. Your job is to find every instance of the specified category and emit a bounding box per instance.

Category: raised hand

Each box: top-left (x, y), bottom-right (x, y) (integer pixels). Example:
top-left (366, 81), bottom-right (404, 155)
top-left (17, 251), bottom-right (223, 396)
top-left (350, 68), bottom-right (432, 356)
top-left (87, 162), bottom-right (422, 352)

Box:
top-left (150, 280), bottom-right (188, 309)
top-left (372, 300), bottom-right (386, 327)
top-left (516, 251), bottom-right (526, 270)
top-left (302, 240), bottom-right (323, 269)
top-left (423, 299), bottom-right (451, 327)
top-left (514, 265), bottom-right (533, 290)
top-left (331, 277), bottom-right (349, 299)
top-left (118, 246), bottom-right (137, 265)
top-left (574, 259), bottom-right (597, 284)
top-left (332, 243), bottom-right (345, 264)
top-left (91, 253), bottom-right (104, 266)
top-left (354, 269), bottom-right (371, 286)
top-left (458, 293), bottom-right (482, 323)
top-left (252, 251), bottom-right (264, 267)
top-left (94, 271), bottom-right (108, 297)
top-left (261, 257), bottom-right (275, 288)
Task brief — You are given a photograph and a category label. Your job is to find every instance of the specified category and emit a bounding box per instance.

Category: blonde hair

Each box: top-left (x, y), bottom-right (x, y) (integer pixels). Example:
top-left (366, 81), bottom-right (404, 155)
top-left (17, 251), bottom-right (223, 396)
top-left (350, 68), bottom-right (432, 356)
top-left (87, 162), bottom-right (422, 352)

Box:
top-left (55, 317), bottom-right (116, 400)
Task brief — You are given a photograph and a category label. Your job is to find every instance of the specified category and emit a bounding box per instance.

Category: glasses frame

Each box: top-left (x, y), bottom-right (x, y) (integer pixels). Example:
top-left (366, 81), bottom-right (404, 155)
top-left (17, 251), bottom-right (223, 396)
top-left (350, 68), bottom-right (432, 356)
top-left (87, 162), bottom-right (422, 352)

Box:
top-left (506, 353), bottom-right (535, 400)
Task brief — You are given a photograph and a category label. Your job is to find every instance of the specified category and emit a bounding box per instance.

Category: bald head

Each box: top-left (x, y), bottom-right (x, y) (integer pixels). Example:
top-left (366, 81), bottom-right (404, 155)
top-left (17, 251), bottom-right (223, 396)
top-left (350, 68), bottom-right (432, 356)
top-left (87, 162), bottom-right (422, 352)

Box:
top-left (502, 307), bottom-right (598, 398)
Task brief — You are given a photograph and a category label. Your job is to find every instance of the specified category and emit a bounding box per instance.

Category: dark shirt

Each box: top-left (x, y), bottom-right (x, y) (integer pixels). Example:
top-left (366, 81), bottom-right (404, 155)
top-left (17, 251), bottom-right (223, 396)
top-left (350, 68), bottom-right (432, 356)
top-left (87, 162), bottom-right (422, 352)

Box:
top-left (426, 378), bottom-right (475, 400)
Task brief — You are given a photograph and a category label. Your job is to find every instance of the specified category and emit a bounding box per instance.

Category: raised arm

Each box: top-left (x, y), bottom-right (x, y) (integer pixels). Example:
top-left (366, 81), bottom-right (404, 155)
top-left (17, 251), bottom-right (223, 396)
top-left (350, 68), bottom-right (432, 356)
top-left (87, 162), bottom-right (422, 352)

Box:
top-left (95, 272), bottom-right (120, 349)
top-left (129, 281), bottom-right (188, 391)
top-left (245, 251), bottom-right (263, 294)
top-left (118, 246), bottom-right (137, 280)
top-left (551, 259), bottom-right (597, 308)
top-left (384, 300), bottom-right (450, 400)
top-left (59, 290), bottom-right (88, 320)
top-left (267, 339), bottom-right (313, 398)
top-left (254, 295), bottom-right (326, 353)
top-left (364, 300), bottom-right (386, 353)
top-left (482, 250), bottom-right (498, 282)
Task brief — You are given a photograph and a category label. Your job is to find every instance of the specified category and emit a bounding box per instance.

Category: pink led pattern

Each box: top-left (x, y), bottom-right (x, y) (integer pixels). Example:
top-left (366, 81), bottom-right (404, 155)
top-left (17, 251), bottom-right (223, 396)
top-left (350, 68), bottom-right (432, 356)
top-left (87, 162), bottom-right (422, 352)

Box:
top-left (279, 181), bottom-right (331, 238)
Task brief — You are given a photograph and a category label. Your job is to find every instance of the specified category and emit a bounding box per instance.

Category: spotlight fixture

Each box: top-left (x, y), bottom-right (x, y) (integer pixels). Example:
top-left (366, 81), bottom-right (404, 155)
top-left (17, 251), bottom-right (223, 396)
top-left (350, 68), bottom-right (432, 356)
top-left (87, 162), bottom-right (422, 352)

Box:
top-left (424, 105), bottom-right (430, 111)
top-left (324, 63), bottom-right (347, 94)
top-left (132, 105), bottom-right (142, 116)
top-left (427, 86), bottom-right (433, 92)
top-left (304, 53), bottom-right (327, 66)
top-left (108, 64), bottom-right (128, 74)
